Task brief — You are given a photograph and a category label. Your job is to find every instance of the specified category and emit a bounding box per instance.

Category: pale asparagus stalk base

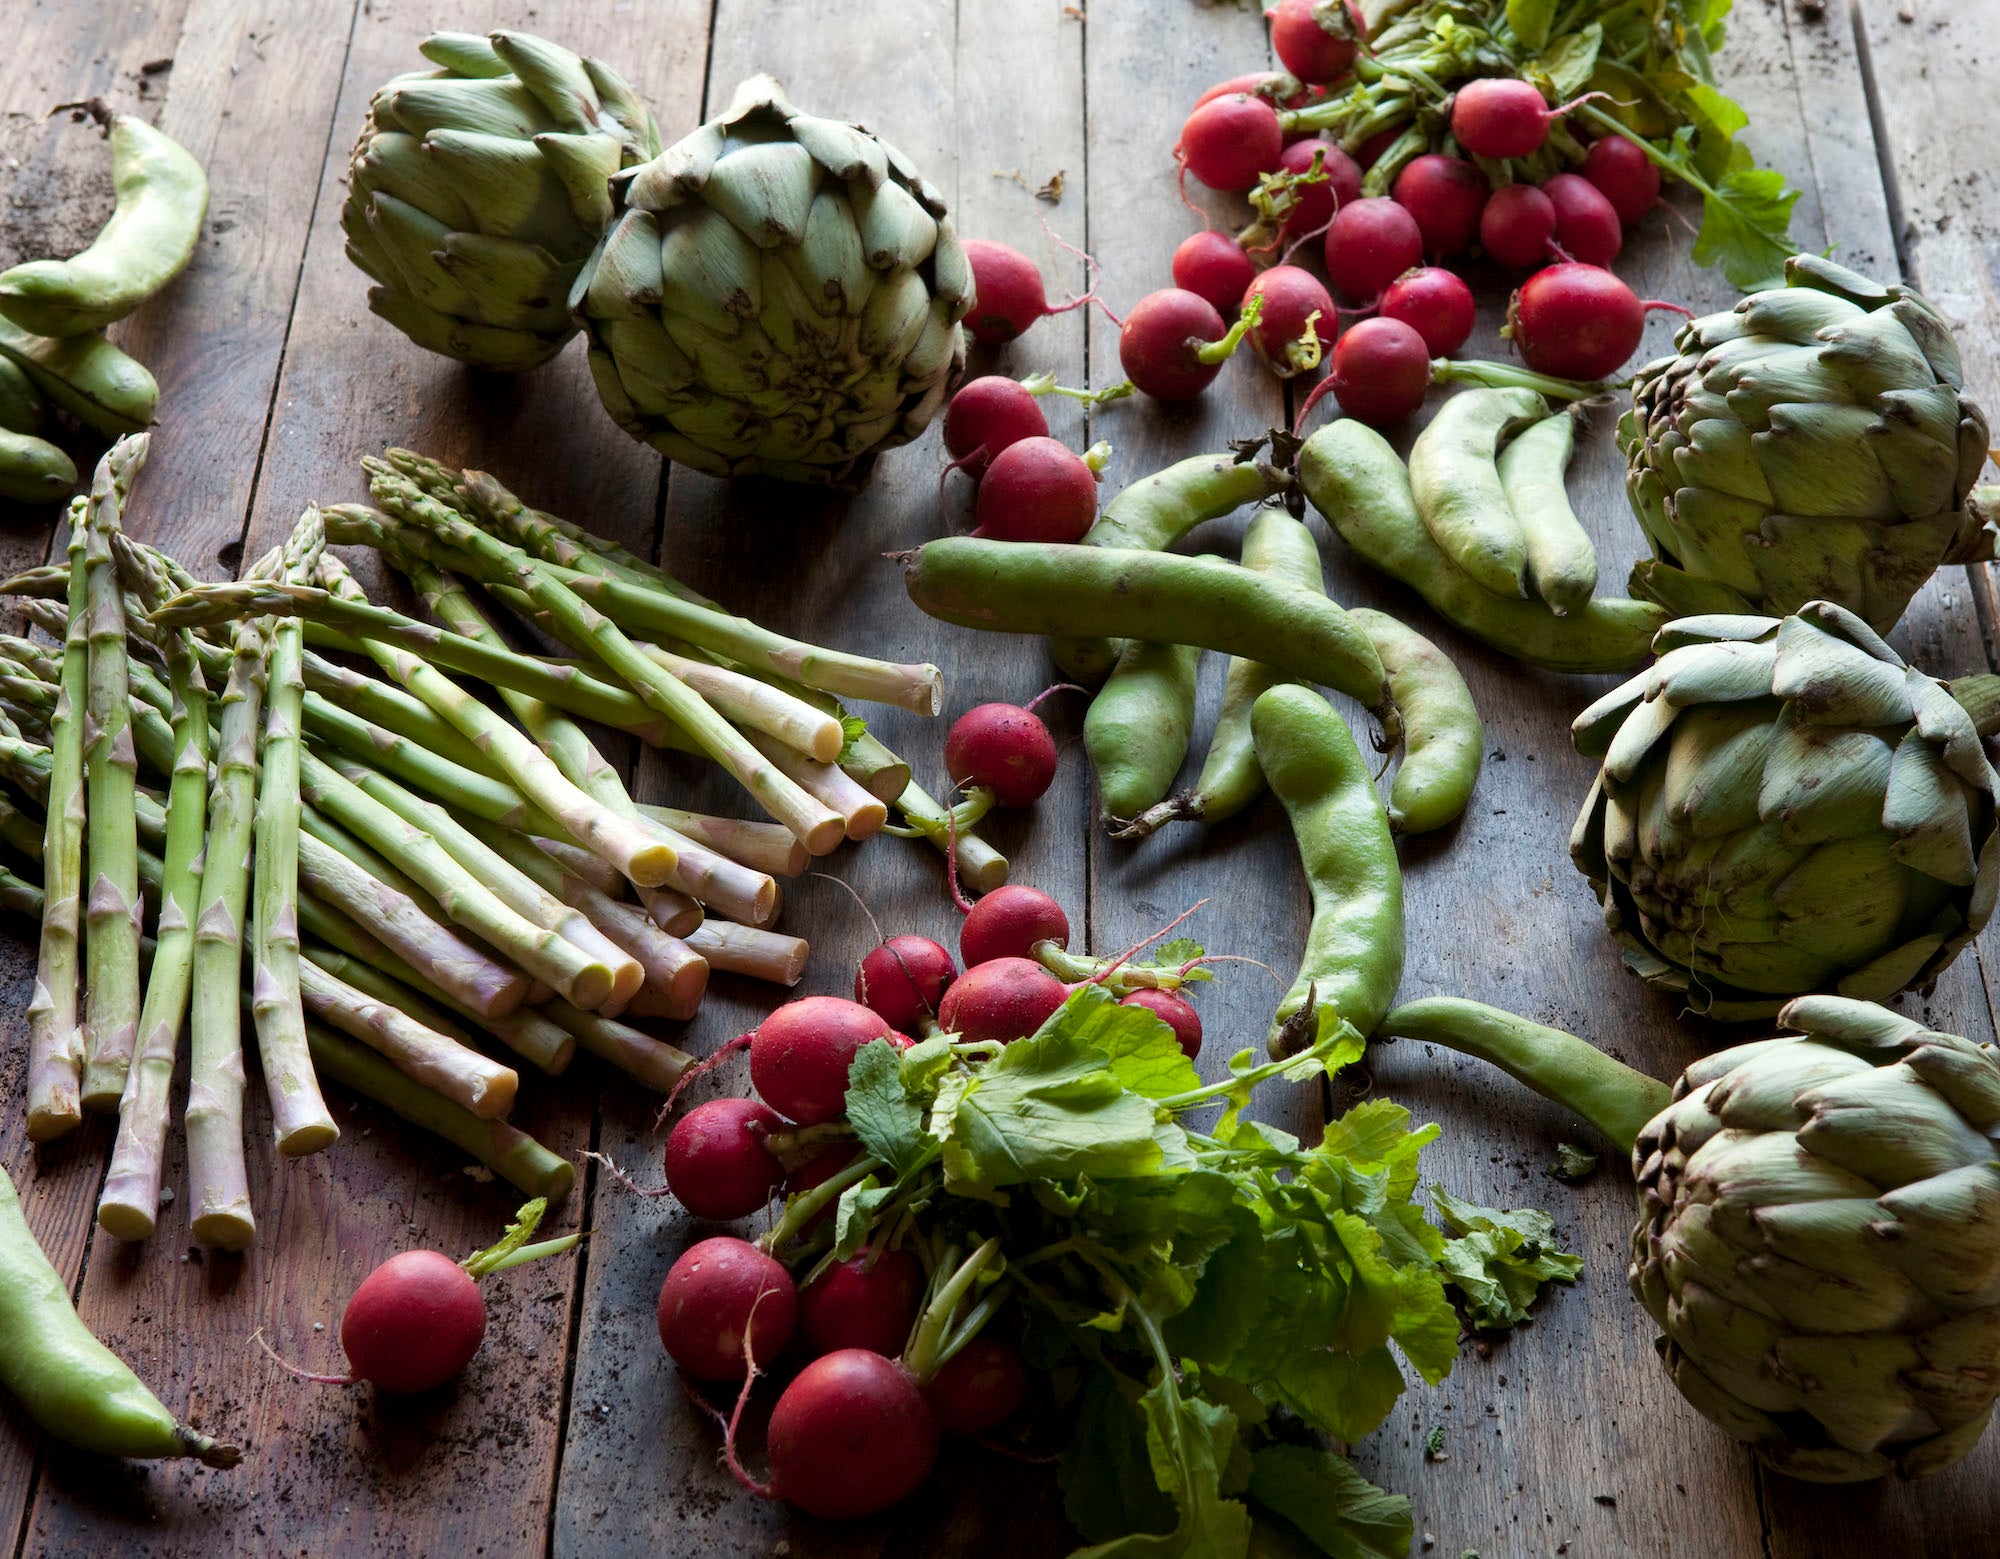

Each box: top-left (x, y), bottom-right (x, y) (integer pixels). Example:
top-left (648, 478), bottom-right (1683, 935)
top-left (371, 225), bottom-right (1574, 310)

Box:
top-left (300, 957), bottom-right (518, 1119)
top-left (685, 920), bottom-right (810, 986)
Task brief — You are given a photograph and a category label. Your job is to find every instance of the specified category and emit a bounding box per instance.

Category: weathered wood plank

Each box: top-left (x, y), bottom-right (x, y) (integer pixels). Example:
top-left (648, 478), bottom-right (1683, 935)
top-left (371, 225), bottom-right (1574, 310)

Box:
top-left (550, 3), bottom-right (1093, 1554)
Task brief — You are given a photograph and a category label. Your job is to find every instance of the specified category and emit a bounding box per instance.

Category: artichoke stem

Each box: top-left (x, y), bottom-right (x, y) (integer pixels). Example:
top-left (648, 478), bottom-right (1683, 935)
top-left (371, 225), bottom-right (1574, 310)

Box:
top-left (1949, 673), bottom-right (2000, 739)
top-left (1378, 997), bottom-right (1672, 1153)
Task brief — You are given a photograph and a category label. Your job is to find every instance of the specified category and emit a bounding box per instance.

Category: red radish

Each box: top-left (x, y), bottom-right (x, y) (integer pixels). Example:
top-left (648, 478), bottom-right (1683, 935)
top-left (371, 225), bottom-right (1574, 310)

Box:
top-left (959, 239), bottom-right (1099, 346)
top-left (1379, 267), bottom-right (1475, 356)
top-left (1323, 197), bottom-right (1424, 302)
top-left (925, 1336), bottom-right (1029, 1436)
top-left (941, 377), bottom-right (1048, 478)
top-left (799, 1249), bottom-right (927, 1358)
top-left (663, 1096), bottom-right (785, 1220)
top-left (749, 996), bottom-right (895, 1126)
top-left (659, 1236), bottom-right (798, 1382)
top-left (785, 1147), bottom-right (863, 1233)
top-left (1581, 134), bottom-right (1663, 227)
top-left (1120, 987), bottom-right (1204, 1059)
top-left (336, 1251), bottom-right (487, 1395)
top-left (1542, 172), bottom-right (1622, 267)
top-left (1195, 72), bottom-right (1318, 111)
top-left (1244, 265), bottom-right (1336, 377)
top-left (1324, 316), bottom-right (1432, 427)
top-left (855, 935), bottom-right (958, 1032)
top-left (1256, 139), bottom-right (1362, 249)
top-left (1269, 0), bottom-right (1359, 84)
top-left (1178, 94), bottom-right (1285, 191)
top-left (1172, 231), bottom-right (1257, 313)
top-left (1391, 154), bottom-right (1487, 258)
top-left (946, 701), bottom-right (1059, 807)
top-left (960, 884), bottom-right (1071, 967)
top-left (937, 956), bottom-right (1071, 1045)
top-left (1451, 77), bottom-right (1602, 160)
top-left (1354, 126), bottom-right (1403, 169)
top-left (763, 1350), bottom-right (938, 1520)
top-left (1478, 182), bottom-right (1557, 268)
top-left (972, 436), bottom-right (1098, 543)
top-left (1118, 288), bottom-right (1245, 402)
top-left (1507, 262), bottom-right (1685, 381)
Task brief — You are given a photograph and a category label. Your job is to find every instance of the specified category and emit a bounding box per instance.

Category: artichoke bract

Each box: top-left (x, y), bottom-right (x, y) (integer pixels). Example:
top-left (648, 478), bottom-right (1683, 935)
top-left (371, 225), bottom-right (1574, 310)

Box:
top-left (571, 76), bottom-right (972, 484)
top-left (1570, 601), bottom-right (2000, 1020)
top-left (1384, 994), bottom-right (2000, 1482)
top-left (1620, 255), bottom-right (1992, 635)
top-left (343, 31), bottom-right (661, 373)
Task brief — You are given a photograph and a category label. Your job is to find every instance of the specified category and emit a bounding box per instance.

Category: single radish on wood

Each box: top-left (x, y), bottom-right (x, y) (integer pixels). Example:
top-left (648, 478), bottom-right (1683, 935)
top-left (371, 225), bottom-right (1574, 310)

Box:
top-left (971, 436), bottom-right (1102, 544)
top-left (1450, 77), bottom-right (1603, 160)
top-left (658, 1235), bottom-right (798, 1382)
top-left (941, 376), bottom-right (1049, 479)
top-left (1542, 172), bottom-right (1622, 267)
top-left (1581, 133), bottom-right (1663, 226)
top-left (855, 935), bottom-right (958, 1033)
top-left (1269, 0), bottom-right (1359, 83)
top-left (1323, 197), bottom-right (1424, 302)
top-left (937, 956), bottom-right (1071, 1045)
top-left (757, 1349), bottom-right (939, 1520)
top-left (960, 239), bottom-right (1098, 346)
top-left (1244, 265), bottom-right (1336, 377)
top-left (1379, 267), bottom-right (1475, 356)
top-left (1117, 288), bottom-right (1261, 401)
top-left (663, 1096), bottom-right (786, 1220)
top-left (1311, 315), bottom-right (1433, 428)
top-left (945, 695), bottom-right (1066, 807)
top-left (960, 884), bottom-right (1071, 968)
top-left (1478, 182), bottom-right (1558, 268)
top-left (1172, 230), bottom-right (1258, 312)
top-left (1177, 93), bottom-right (1285, 191)
top-left (1391, 154), bottom-right (1487, 259)
top-left (799, 1249), bottom-right (927, 1359)
top-left (749, 996), bottom-right (896, 1126)
top-left (1506, 262), bottom-right (1687, 381)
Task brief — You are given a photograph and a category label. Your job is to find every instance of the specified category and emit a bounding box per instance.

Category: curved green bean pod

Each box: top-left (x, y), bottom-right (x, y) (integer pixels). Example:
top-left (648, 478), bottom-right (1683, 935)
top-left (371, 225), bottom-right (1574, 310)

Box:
top-left (1253, 683), bottom-right (1403, 1055)
top-left (905, 536), bottom-right (1401, 746)
top-left (1085, 638), bottom-right (1201, 824)
top-left (0, 357), bottom-right (44, 434)
top-left (1300, 419), bottom-right (1664, 673)
top-left (0, 1164), bottom-right (240, 1465)
top-left (1500, 409), bottom-right (1596, 616)
top-left (1347, 608), bottom-right (1482, 835)
top-left (1051, 452), bottom-right (1291, 682)
top-left (0, 317), bottom-right (158, 436)
top-left (0, 102), bottom-right (208, 338)
top-left (0, 430), bottom-right (77, 504)
top-left (1408, 386), bottom-right (1544, 600)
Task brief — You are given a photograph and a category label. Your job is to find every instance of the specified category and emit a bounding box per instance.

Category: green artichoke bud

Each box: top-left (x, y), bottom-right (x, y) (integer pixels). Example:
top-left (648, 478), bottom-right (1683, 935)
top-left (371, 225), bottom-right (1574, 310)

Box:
top-left (1620, 254), bottom-right (1991, 635)
top-left (570, 75), bottom-right (971, 485)
top-left (1570, 600), bottom-right (2000, 1020)
top-left (1385, 994), bottom-right (2000, 1481)
top-left (344, 31), bottom-right (661, 372)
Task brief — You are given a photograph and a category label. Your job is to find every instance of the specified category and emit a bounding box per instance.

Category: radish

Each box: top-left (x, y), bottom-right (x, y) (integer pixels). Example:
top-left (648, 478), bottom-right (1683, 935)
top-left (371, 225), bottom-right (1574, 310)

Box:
top-left (937, 956), bottom-right (1071, 1045)
top-left (260, 1200), bottom-right (576, 1395)
top-left (1478, 182), bottom-right (1557, 268)
top-left (1116, 288), bottom-right (1256, 402)
top-left (1295, 315), bottom-right (1431, 429)
top-left (1507, 262), bottom-right (1686, 381)
top-left (1177, 94), bottom-right (1285, 191)
top-left (924, 1335), bottom-right (1029, 1436)
top-left (1195, 72), bottom-right (1317, 111)
top-left (1244, 265), bottom-right (1336, 377)
top-left (1391, 154), bottom-right (1487, 259)
top-left (1271, 139), bottom-right (1362, 241)
top-left (1171, 230), bottom-right (1257, 313)
top-left (799, 1248), bottom-right (927, 1358)
top-left (663, 1096), bottom-right (785, 1220)
top-left (1323, 197), bottom-right (1424, 302)
top-left (1354, 125), bottom-right (1403, 169)
top-left (1542, 172), bottom-right (1622, 267)
top-left (945, 699), bottom-right (1061, 807)
top-left (658, 1236), bottom-right (798, 1383)
top-left (761, 1349), bottom-right (938, 1520)
top-left (960, 239), bottom-right (1097, 347)
top-left (749, 996), bottom-right (895, 1126)
top-left (941, 376), bottom-right (1049, 479)
top-left (1269, 0), bottom-right (1359, 84)
top-left (1450, 77), bottom-right (1602, 160)
top-left (784, 1146), bottom-right (864, 1234)
top-left (971, 436), bottom-right (1099, 544)
top-left (1379, 267), bottom-right (1475, 356)
top-left (960, 884), bottom-right (1071, 967)
top-left (1581, 134), bottom-right (1663, 226)
top-left (1120, 987), bottom-right (1204, 1059)
top-left (855, 934), bottom-right (957, 1033)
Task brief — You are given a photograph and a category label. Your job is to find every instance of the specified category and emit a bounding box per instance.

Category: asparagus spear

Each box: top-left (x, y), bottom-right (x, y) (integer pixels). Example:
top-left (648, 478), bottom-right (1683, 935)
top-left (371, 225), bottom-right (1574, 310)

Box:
top-left (0, 790), bottom-right (42, 862)
top-left (301, 693), bottom-right (553, 832)
top-left (78, 438), bottom-right (148, 1111)
top-left (684, 920), bottom-right (810, 987)
top-left (23, 499), bottom-right (89, 1140)
top-left (99, 533), bottom-right (214, 1238)
top-left (249, 511), bottom-right (339, 1157)
top-left (298, 956), bottom-right (517, 1119)
top-left (534, 998), bottom-right (695, 1093)
top-left (636, 806), bottom-right (808, 878)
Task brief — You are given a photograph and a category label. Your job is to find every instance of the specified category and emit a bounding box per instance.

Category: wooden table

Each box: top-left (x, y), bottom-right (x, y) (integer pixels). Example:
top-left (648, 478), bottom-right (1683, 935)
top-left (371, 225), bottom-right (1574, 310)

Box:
top-left (1, 0), bottom-right (1996, 1553)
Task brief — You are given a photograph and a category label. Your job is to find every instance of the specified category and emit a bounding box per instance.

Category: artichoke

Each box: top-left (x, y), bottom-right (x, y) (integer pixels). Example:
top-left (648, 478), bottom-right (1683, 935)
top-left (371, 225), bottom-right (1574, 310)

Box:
top-left (1384, 994), bottom-right (2000, 1482)
top-left (570, 76), bottom-right (972, 484)
top-left (343, 31), bottom-right (661, 372)
top-left (1620, 254), bottom-right (1992, 635)
top-left (1570, 601), bottom-right (2000, 1020)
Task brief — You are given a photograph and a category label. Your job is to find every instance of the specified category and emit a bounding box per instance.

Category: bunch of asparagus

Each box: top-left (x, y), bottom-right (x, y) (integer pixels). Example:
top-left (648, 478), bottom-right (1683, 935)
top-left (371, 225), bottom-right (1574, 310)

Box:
top-left (1, 442), bottom-right (963, 1251)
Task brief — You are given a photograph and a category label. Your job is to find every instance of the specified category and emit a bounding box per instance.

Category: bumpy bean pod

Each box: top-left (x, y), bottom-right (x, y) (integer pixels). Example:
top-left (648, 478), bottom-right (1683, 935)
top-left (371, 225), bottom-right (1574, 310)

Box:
top-left (1086, 638), bottom-right (1201, 823)
top-left (0, 430), bottom-right (77, 504)
top-left (1346, 608), bottom-right (1481, 834)
top-left (1499, 409), bottom-right (1596, 616)
top-left (0, 101), bottom-right (208, 338)
top-left (0, 1164), bottom-right (241, 1466)
top-left (1299, 419), bottom-right (1663, 673)
top-left (0, 317), bottom-right (158, 436)
top-left (904, 535), bottom-right (1401, 746)
top-left (1253, 683), bottom-right (1403, 1055)
top-left (1408, 387), bottom-right (1545, 601)
top-left (1051, 452), bottom-right (1291, 682)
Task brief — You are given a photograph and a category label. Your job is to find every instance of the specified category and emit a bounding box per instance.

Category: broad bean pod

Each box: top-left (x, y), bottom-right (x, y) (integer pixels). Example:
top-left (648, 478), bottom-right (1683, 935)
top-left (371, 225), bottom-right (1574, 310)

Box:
top-left (1499, 409), bottom-right (1596, 616)
top-left (0, 317), bottom-right (158, 436)
top-left (1409, 386), bottom-right (1544, 601)
top-left (1085, 637), bottom-right (1201, 825)
top-left (0, 431), bottom-right (77, 503)
top-left (1347, 608), bottom-right (1481, 835)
